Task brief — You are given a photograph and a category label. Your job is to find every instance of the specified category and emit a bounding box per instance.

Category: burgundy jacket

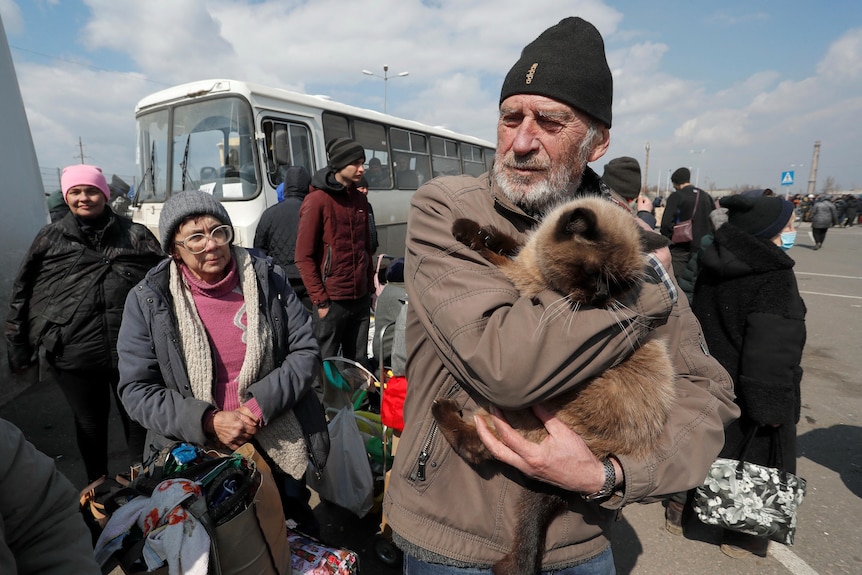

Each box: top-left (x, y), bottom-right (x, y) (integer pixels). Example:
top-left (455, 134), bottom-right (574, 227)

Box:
top-left (295, 168), bottom-right (374, 306)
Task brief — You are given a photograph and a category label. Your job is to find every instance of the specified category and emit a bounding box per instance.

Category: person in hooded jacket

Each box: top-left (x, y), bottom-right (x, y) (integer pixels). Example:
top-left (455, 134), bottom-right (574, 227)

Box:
top-left (5, 164), bottom-right (165, 484)
top-left (692, 194), bottom-right (806, 558)
top-left (254, 165), bottom-right (313, 312)
top-left (295, 138), bottom-right (375, 378)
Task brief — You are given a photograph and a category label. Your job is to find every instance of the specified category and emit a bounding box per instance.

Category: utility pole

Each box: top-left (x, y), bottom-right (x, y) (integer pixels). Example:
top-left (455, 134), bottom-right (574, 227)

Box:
top-left (807, 141), bottom-right (821, 196)
top-left (77, 137), bottom-right (87, 164)
top-left (642, 142), bottom-right (650, 195)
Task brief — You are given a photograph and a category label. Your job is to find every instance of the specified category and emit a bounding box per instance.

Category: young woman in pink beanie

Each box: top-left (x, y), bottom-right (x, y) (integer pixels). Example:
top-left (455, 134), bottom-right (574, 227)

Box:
top-left (6, 164), bottom-right (165, 485)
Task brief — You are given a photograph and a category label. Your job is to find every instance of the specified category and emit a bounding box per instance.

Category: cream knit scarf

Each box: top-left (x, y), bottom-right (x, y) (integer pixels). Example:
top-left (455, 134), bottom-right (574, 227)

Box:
top-left (169, 246), bottom-right (307, 479)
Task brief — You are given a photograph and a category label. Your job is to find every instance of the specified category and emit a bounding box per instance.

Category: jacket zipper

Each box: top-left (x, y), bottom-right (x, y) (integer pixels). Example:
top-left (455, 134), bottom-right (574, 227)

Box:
top-left (415, 383), bottom-right (461, 481)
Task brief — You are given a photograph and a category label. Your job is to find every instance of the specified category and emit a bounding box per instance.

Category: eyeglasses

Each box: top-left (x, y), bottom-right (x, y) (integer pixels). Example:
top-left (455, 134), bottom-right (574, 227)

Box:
top-left (175, 224), bottom-right (233, 254)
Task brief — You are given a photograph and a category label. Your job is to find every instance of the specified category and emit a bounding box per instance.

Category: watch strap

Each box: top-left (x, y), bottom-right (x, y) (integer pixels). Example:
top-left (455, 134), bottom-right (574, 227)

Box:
top-left (584, 457), bottom-right (616, 501)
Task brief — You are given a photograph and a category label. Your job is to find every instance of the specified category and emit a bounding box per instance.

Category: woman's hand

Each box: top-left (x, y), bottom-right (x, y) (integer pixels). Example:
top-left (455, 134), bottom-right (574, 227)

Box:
top-left (210, 408), bottom-right (259, 451)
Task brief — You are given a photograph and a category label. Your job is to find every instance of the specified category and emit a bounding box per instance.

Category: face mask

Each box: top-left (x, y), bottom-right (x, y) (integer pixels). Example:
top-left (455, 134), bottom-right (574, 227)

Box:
top-left (780, 231), bottom-right (797, 251)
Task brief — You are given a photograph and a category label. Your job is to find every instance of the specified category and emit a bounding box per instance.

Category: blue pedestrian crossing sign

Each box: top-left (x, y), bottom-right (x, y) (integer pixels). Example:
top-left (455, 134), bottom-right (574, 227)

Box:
top-left (781, 171), bottom-right (795, 186)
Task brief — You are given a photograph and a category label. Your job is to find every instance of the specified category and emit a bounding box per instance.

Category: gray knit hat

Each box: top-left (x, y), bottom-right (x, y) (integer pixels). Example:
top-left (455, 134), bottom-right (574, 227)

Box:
top-left (327, 138), bottom-right (366, 171)
top-left (159, 189), bottom-right (232, 252)
top-left (602, 156), bottom-right (641, 200)
top-left (500, 17), bottom-right (613, 127)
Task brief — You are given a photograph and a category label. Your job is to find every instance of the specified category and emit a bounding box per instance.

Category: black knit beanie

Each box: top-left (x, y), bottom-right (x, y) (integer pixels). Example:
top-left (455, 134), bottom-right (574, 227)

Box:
top-left (671, 167), bottom-right (690, 185)
top-left (720, 195), bottom-right (795, 239)
top-left (327, 138), bottom-right (366, 171)
top-left (158, 189), bottom-right (232, 252)
top-left (499, 17), bottom-right (613, 128)
top-left (602, 156), bottom-right (641, 200)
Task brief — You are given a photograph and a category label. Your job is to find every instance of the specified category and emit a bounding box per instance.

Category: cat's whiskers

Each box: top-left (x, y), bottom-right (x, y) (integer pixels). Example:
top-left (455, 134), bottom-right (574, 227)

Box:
top-left (606, 302), bottom-right (643, 352)
top-left (563, 299), bottom-right (582, 333)
top-left (535, 296), bottom-right (573, 336)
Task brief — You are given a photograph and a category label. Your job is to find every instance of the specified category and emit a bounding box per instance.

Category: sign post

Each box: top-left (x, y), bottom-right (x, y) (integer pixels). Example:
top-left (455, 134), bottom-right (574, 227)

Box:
top-left (781, 171), bottom-right (795, 198)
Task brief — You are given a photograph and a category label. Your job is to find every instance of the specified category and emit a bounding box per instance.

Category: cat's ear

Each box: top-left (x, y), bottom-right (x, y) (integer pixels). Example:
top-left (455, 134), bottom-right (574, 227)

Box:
top-left (640, 228), bottom-right (670, 252)
top-left (561, 207), bottom-right (598, 239)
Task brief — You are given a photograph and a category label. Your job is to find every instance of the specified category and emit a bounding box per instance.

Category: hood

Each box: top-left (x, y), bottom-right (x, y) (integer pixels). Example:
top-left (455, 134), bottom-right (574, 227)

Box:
top-left (310, 166), bottom-right (351, 195)
top-left (700, 223), bottom-right (795, 280)
top-left (283, 166), bottom-right (312, 198)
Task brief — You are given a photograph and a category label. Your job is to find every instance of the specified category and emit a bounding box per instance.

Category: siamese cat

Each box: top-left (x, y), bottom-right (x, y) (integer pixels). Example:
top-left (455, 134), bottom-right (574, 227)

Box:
top-left (432, 196), bottom-right (676, 575)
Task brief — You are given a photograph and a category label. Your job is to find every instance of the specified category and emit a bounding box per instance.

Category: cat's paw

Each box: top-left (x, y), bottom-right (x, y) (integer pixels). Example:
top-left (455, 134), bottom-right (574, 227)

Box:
top-left (431, 398), bottom-right (461, 425)
top-left (452, 218), bottom-right (484, 250)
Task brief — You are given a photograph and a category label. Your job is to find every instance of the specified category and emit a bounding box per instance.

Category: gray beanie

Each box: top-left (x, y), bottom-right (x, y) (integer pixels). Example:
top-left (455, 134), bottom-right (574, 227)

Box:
top-left (500, 17), bottom-right (613, 128)
top-left (159, 189), bottom-right (232, 252)
top-left (602, 156), bottom-right (641, 200)
top-left (327, 138), bottom-right (366, 171)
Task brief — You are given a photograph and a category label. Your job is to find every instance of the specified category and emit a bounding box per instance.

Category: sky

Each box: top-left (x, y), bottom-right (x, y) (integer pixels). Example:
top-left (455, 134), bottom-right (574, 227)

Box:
top-left (2, 0), bottom-right (862, 195)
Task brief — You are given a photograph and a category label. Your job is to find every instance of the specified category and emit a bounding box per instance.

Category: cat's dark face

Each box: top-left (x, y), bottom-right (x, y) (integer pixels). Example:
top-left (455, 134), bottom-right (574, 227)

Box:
top-left (529, 197), bottom-right (662, 307)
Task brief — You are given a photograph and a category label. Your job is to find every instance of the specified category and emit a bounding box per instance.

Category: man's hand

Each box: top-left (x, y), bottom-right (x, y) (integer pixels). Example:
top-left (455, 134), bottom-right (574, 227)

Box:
top-left (636, 195), bottom-right (652, 213)
top-left (473, 404), bottom-right (610, 494)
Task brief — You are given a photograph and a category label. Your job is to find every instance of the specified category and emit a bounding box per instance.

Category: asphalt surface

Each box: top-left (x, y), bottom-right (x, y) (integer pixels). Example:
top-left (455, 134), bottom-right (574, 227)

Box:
top-left (1, 219), bottom-right (860, 574)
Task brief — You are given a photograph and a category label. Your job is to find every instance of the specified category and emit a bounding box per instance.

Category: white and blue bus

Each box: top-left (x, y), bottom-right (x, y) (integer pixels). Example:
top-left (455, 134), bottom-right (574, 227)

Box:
top-left (131, 79), bottom-right (495, 256)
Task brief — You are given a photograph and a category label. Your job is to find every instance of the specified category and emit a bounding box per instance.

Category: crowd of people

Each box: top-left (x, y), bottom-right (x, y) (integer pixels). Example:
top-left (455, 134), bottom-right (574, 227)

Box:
top-left (2, 13), bottom-right (828, 575)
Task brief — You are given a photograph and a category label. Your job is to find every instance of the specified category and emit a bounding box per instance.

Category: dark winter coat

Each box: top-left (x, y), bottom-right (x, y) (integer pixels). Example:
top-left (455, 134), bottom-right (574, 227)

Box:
top-left (254, 166), bottom-right (311, 292)
top-left (295, 168), bottom-right (374, 306)
top-left (660, 185), bottom-right (715, 250)
top-left (5, 209), bottom-right (164, 372)
top-left (117, 253), bottom-right (329, 470)
top-left (693, 223), bottom-right (806, 472)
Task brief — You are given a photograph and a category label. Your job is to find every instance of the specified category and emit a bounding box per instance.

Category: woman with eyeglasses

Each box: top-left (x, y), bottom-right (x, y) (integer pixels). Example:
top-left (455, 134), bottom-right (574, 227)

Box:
top-left (116, 189), bottom-right (329, 537)
top-left (5, 164), bottom-right (164, 487)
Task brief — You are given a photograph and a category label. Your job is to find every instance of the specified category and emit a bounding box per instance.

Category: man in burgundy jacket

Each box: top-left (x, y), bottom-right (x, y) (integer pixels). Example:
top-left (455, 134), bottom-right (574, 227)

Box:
top-left (295, 138), bottom-right (375, 393)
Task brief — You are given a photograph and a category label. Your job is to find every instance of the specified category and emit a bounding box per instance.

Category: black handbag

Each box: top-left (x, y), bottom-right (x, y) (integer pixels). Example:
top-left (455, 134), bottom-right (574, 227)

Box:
top-left (693, 426), bottom-right (807, 545)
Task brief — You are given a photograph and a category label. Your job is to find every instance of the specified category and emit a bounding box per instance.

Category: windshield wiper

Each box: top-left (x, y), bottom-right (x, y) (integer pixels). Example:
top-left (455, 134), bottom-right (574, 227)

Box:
top-left (180, 134), bottom-right (191, 191)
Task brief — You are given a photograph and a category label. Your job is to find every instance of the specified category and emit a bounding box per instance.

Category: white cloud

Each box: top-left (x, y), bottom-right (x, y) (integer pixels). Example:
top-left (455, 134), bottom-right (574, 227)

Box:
top-left (0, 0), bottom-right (24, 34)
top-left (9, 1), bottom-right (862, 191)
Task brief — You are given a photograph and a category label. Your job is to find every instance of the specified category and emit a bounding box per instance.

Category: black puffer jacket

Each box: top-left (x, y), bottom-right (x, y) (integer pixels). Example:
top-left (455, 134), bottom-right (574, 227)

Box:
top-left (253, 166), bottom-right (311, 288)
top-left (5, 209), bottom-right (164, 372)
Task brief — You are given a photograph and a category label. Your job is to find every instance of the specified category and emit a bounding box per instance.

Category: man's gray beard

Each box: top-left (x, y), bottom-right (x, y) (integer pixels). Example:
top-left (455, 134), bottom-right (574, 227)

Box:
top-left (493, 138), bottom-right (593, 215)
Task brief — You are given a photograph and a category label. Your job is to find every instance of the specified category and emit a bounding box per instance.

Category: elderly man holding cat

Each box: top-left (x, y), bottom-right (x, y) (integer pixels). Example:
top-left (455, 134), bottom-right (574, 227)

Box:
top-left (384, 16), bottom-right (739, 575)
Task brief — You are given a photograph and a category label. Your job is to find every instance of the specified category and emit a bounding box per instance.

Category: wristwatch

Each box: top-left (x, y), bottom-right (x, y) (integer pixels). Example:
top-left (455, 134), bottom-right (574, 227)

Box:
top-left (584, 457), bottom-right (616, 501)
top-left (317, 301), bottom-right (330, 309)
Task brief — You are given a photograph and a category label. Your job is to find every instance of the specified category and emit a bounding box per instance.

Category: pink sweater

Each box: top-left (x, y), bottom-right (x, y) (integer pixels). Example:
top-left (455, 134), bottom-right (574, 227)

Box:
top-left (182, 262), bottom-right (263, 421)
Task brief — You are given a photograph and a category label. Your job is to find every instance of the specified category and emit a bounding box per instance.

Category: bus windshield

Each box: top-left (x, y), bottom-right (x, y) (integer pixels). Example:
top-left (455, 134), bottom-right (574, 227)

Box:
top-left (136, 95), bottom-right (259, 203)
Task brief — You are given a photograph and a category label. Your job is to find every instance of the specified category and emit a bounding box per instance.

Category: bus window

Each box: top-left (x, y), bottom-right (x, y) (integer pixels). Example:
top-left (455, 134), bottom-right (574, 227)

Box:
top-left (354, 120), bottom-right (392, 189)
top-left (136, 109), bottom-right (169, 202)
top-left (462, 144), bottom-right (487, 177)
top-left (170, 96), bottom-right (258, 200)
top-left (322, 113), bottom-right (350, 145)
top-left (390, 128), bottom-right (430, 189)
top-left (264, 120), bottom-right (315, 187)
top-left (430, 136), bottom-right (460, 178)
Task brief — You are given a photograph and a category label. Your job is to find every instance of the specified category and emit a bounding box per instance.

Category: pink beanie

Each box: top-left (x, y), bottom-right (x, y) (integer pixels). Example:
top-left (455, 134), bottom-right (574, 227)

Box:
top-left (61, 164), bottom-right (110, 201)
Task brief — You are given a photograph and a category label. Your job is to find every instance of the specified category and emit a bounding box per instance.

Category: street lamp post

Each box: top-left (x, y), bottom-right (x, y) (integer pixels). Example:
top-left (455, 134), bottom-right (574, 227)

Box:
top-left (362, 65), bottom-right (409, 114)
top-left (689, 148), bottom-right (706, 188)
